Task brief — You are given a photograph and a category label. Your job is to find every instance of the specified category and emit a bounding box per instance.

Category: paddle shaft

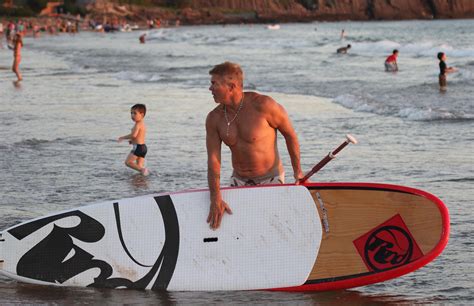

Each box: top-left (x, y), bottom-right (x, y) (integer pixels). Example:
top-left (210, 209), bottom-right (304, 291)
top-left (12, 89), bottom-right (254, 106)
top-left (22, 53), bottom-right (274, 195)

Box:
top-left (299, 135), bottom-right (356, 183)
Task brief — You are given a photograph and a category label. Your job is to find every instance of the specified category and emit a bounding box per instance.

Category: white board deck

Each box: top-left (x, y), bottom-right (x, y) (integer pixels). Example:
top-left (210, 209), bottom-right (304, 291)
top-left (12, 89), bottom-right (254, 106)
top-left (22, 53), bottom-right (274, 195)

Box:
top-left (0, 185), bottom-right (322, 291)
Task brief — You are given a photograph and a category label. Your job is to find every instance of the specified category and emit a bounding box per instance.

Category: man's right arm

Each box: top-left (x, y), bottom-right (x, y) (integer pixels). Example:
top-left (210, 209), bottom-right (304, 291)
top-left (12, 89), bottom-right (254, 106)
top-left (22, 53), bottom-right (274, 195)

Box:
top-left (206, 112), bottom-right (232, 229)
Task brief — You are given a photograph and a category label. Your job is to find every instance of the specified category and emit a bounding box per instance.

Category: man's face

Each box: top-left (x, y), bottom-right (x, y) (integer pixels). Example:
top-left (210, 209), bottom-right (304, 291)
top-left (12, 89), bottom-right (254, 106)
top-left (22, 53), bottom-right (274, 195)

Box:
top-left (209, 75), bottom-right (232, 104)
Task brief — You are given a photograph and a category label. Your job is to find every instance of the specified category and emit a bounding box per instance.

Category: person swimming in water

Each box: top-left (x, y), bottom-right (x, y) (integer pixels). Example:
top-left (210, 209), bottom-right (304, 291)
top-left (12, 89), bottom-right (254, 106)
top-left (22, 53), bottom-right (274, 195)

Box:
top-left (337, 44), bottom-right (351, 54)
top-left (139, 33), bottom-right (146, 44)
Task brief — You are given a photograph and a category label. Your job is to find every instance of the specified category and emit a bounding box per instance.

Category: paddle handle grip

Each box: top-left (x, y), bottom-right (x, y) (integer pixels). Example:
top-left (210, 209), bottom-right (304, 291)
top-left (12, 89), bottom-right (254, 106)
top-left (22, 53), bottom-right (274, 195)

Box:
top-left (299, 134), bottom-right (357, 184)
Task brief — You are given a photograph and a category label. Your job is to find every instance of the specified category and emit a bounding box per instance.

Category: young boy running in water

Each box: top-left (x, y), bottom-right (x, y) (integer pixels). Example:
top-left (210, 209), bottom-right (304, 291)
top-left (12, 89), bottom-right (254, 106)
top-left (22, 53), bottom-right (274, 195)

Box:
top-left (118, 104), bottom-right (149, 176)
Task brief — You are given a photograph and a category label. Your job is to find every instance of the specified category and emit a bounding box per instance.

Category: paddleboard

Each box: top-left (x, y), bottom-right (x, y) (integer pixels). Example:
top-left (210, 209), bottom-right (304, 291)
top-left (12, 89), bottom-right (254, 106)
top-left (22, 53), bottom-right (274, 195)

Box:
top-left (0, 183), bottom-right (449, 291)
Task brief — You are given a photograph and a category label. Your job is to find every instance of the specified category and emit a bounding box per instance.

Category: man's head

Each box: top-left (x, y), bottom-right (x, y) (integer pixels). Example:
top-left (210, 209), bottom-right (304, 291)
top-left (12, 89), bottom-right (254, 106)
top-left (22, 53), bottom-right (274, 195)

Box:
top-left (209, 62), bottom-right (244, 104)
top-left (437, 52), bottom-right (445, 61)
top-left (131, 104), bottom-right (146, 121)
top-left (347, 44), bottom-right (351, 48)
top-left (393, 49), bottom-right (399, 55)
top-left (209, 62), bottom-right (243, 88)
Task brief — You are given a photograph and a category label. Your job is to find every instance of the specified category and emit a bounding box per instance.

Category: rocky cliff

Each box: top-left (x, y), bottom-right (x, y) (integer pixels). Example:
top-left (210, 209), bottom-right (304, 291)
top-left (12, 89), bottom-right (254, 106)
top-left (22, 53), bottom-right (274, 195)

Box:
top-left (88, 0), bottom-right (474, 24)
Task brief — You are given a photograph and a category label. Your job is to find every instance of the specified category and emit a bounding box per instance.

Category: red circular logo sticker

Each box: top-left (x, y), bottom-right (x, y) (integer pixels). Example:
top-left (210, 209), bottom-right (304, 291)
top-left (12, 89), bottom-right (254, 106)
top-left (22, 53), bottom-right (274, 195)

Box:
top-left (364, 225), bottom-right (413, 271)
top-left (353, 214), bottom-right (424, 272)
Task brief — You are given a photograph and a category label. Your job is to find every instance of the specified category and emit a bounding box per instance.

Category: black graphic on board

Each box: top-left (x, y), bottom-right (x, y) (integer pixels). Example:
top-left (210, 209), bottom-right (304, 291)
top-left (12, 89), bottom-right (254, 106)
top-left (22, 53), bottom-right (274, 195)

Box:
top-left (11, 211), bottom-right (112, 283)
top-left (91, 196), bottom-right (179, 290)
top-left (10, 195), bottom-right (179, 290)
top-left (113, 202), bottom-right (153, 268)
top-left (364, 225), bottom-right (413, 271)
top-left (353, 214), bottom-right (424, 273)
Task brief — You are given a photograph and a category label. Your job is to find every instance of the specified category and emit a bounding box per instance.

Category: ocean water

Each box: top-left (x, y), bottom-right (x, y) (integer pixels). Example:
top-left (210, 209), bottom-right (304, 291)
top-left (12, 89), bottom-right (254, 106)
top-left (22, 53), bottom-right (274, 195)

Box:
top-left (0, 19), bottom-right (472, 304)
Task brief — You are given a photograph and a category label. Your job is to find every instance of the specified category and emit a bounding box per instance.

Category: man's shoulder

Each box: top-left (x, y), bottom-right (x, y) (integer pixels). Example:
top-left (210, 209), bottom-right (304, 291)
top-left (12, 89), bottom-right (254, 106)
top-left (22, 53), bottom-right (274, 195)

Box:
top-left (206, 105), bottom-right (223, 123)
top-left (208, 104), bottom-right (222, 115)
top-left (247, 92), bottom-right (279, 113)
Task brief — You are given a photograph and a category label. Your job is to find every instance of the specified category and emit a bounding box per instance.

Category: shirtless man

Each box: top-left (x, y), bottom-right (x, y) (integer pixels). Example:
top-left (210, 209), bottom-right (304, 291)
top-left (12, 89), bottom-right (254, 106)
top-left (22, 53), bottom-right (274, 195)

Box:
top-left (206, 62), bottom-right (303, 229)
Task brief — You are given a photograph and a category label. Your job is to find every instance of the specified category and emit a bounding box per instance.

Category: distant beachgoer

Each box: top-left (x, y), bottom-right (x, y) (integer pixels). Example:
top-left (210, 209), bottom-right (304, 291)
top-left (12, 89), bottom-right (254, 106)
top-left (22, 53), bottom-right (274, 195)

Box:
top-left (148, 19), bottom-right (154, 29)
top-left (12, 33), bottom-right (23, 82)
top-left (340, 29), bottom-right (345, 40)
top-left (0, 22), bottom-right (3, 48)
top-left (139, 33), bottom-right (146, 44)
top-left (33, 24), bottom-right (40, 38)
top-left (337, 44), bottom-right (351, 54)
top-left (385, 49), bottom-right (399, 72)
top-left (16, 21), bottom-right (24, 35)
top-left (118, 104), bottom-right (149, 176)
top-left (437, 52), bottom-right (456, 91)
top-left (6, 21), bottom-right (15, 44)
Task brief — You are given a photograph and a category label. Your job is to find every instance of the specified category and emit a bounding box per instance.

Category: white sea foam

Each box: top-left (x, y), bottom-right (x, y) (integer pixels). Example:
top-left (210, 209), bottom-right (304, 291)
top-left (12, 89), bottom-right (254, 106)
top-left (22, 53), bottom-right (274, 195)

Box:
top-left (333, 94), bottom-right (382, 114)
top-left (352, 40), bottom-right (474, 58)
top-left (397, 107), bottom-right (456, 120)
top-left (115, 71), bottom-right (162, 82)
top-left (455, 68), bottom-right (474, 82)
top-left (334, 94), bottom-right (473, 121)
top-left (351, 39), bottom-right (401, 54)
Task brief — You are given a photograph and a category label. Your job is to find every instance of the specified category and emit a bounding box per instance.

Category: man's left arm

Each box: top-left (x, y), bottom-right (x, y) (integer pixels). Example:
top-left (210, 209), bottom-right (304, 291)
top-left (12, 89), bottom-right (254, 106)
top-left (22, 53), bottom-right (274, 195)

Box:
top-left (266, 99), bottom-right (303, 182)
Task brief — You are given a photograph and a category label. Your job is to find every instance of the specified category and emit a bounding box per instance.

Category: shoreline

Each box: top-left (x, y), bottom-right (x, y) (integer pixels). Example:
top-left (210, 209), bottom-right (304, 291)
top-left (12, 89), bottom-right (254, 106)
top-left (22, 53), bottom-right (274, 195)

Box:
top-left (2, 15), bottom-right (474, 40)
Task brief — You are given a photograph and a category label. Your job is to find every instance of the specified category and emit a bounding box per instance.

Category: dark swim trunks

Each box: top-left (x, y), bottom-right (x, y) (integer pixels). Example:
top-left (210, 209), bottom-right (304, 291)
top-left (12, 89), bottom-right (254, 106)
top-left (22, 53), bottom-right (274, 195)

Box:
top-left (439, 74), bottom-right (447, 89)
top-left (131, 144), bottom-right (147, 158)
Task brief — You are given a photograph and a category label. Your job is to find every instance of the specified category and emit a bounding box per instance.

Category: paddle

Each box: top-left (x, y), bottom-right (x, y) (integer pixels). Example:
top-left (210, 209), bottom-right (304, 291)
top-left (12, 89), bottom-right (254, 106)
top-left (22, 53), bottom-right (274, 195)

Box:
top-left (299, 134), bottom-right (358, 184)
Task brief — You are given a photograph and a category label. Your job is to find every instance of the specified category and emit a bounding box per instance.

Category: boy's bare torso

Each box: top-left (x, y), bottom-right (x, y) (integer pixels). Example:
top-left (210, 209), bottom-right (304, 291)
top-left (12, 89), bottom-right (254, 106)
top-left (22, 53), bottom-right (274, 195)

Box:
top-left (131, 121), bottom-right (146, 145)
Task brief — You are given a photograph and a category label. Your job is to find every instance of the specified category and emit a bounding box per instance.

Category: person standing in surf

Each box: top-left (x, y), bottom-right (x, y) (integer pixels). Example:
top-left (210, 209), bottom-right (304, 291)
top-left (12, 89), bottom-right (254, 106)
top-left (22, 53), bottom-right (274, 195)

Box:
top-left (385, 49), bottom-right (399, 72)
top-left (118, 104), bottom-right (150, 176)
top-left (437, 52), bottom-right (456, 91)
top-left (12, 33), bottom-right (23, 82)
top-left (206, 62), bottom-right (303, 229)
top-left (0, 21), bottom-right (4, 49)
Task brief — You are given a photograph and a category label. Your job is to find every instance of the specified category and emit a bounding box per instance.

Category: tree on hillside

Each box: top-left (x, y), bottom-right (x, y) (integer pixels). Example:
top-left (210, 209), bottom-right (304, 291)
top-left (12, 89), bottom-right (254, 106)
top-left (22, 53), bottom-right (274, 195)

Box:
top-left (26, 0), bottom-right (49, 13)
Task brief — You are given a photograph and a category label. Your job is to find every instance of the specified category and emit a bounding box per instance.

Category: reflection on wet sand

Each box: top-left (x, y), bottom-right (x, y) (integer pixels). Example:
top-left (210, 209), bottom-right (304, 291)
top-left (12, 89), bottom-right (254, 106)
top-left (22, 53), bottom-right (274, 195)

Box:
top-left (129, 173), bottom-right (149, 190)
top-left (13, 80), bottom-right (22, 89)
